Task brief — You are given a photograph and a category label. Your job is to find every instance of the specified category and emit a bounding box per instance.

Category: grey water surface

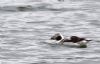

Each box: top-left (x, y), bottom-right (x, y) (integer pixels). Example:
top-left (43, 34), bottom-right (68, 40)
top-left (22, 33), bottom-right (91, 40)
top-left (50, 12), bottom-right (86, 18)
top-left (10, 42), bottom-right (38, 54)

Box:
top-left (0, 0), bottom-right (100, 64)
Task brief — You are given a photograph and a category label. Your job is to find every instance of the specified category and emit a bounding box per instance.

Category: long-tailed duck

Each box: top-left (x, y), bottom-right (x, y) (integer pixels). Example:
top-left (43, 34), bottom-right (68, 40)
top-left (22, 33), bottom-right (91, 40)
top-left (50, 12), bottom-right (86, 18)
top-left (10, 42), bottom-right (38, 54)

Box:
top-left (50, 33), bottom-right (92, 48)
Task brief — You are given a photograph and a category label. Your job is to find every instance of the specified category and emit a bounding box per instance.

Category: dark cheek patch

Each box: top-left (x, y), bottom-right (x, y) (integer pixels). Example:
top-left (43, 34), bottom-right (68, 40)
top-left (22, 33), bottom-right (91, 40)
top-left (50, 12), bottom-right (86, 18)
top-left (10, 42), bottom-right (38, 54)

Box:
top-left (56, 36), bottom-right (62, 41)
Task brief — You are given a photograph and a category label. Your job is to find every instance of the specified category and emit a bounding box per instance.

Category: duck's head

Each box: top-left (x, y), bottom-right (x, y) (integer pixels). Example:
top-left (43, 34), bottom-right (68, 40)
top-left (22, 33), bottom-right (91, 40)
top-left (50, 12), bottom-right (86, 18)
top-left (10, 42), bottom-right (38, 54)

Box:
top-left (50, 33), bottom-right (64, 41)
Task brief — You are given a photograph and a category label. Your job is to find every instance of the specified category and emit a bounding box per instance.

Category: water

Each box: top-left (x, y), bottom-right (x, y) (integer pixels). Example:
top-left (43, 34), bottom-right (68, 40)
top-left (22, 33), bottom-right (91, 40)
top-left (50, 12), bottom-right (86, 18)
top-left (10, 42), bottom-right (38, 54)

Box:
top-left (0, 0), bottom-right (100, 64)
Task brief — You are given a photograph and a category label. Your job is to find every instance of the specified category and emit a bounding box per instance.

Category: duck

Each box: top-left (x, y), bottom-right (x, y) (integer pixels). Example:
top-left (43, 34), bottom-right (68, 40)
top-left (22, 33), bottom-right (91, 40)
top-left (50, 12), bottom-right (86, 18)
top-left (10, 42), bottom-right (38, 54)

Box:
top-left (50, 33), bottom-right (92, 48)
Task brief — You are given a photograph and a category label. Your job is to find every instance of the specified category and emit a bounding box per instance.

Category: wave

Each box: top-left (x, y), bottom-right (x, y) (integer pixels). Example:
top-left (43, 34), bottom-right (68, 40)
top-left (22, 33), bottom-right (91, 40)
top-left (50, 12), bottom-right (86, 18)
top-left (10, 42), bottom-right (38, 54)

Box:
top-left (0, 3), bottom-right (84, 12)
